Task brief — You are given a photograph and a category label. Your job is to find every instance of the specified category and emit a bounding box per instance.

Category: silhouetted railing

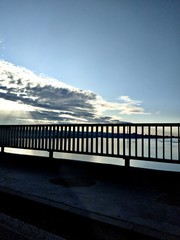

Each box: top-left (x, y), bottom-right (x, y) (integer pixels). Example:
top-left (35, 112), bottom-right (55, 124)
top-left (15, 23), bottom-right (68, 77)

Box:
top-left (0, 123), bottom-right (180, 166)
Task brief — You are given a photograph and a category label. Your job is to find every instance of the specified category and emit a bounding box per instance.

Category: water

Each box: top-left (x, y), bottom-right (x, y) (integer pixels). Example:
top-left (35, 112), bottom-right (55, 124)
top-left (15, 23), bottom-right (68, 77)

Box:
top-left (1, 138), bottom-right (180, 172)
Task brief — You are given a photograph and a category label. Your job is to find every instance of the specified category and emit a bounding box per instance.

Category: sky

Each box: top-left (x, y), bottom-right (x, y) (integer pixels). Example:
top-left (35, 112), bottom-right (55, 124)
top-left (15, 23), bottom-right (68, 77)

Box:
top-left (0, 0), bottom-right (179, 124)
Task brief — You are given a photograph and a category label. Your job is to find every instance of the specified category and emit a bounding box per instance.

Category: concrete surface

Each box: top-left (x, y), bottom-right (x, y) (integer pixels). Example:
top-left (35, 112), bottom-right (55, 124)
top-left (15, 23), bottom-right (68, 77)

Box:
top-left (0, 211), bottom-right (64, 240)
top-left (0, 153), bottom-right (180, 239)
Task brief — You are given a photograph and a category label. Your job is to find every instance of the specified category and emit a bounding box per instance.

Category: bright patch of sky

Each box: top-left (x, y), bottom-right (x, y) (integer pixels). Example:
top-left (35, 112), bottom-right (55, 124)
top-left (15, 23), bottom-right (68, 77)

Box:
top-left (0, 0), bottom-right (180, 124)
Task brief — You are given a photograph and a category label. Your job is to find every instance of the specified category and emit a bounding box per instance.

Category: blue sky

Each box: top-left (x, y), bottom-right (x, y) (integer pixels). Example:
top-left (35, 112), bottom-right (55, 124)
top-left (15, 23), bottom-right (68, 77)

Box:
top-left (0, 0), bottom-right (180, 124)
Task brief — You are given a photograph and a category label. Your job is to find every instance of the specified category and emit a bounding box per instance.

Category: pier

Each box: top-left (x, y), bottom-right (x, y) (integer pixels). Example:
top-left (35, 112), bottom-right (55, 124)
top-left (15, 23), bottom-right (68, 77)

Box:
top-left (0, 123), bottom-right (180, 239)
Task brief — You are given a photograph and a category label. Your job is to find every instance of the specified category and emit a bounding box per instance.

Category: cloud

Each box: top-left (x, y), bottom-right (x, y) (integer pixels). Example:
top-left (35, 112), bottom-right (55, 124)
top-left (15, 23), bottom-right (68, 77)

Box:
top-left (0, 60), bottom-right (149, 124)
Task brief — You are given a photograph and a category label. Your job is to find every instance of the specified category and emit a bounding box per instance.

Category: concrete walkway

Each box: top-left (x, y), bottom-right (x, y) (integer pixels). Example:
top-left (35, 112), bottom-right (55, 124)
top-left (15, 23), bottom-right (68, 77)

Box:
top-left (0, 153), bottom-right (180, 239)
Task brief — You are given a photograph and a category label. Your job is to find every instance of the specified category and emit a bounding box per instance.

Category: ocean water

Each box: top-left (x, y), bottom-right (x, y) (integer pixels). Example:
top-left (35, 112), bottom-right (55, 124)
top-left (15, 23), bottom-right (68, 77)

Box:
top-left (2, 138), bottom-right (180, 172)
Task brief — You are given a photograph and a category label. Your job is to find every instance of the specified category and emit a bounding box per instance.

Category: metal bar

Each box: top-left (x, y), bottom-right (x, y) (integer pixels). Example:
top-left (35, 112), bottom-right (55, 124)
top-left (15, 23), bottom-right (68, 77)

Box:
top-left (106, 125), bottom-right (109, 155)
top-left (60, 125), bottom-right (63, 151)
top-left (86, 125), bottom-right (89, 153)
top-left (96, 125), bottom-right (98, 154)
top-left (101, 125), bottom-right (103, 154)
top-left (112, 125), bottom-right (114, 155)
top-left (163, 126), bottom-right (165, 159)
top-left (129, 125), bottom-right (131, 157)
top-left (52, 125), bottom-right (55, 151)
top-left (56, 126), bottom-right (59, 151)
top-left (45, 126), bottom-right (48, 150)
top-left (91, 125), bottom-right (93, 153)
top-left (156, 126), bottom-right (158, 159)
top-left (68, 125), bottom-right (71, 152)
top-left (117, 125), bottom-right (120, 156)
top-left (148, 126), bottom-right (150, 158)
top-left (142, 126), bottom-right (144, 158)
top-left (178, 126), bottom-right (180, 161)
top-left (81, 126), bottom-right (83, 152)
top-left (64, 125), bottom-right (67, 151)
top-left (170, 126), bottom-right (172, 160)
top-left (123, 125), bottom-right (125, 156)
top-left (77, 125), bottom-right (80, 153)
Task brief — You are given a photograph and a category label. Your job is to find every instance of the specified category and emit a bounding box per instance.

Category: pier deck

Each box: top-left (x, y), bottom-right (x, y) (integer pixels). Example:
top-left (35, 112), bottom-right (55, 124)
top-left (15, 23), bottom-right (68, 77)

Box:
top-left (0, 153), bottom-right (180, 239)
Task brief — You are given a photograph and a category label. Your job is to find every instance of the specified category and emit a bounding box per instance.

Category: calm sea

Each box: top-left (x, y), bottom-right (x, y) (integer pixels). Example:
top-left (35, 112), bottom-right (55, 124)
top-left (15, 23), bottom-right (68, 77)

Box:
top-left (2, 138), bottom-right (180, 172)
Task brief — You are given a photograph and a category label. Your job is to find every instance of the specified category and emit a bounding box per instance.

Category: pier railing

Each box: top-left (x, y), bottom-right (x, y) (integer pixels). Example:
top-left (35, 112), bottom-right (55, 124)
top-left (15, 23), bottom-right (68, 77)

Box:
top-left (0, 123), bottom-right (179, 166)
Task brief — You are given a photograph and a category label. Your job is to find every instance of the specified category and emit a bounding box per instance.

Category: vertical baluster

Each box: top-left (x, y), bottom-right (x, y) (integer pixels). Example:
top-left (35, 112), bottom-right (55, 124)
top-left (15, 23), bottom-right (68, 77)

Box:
top-left (22, 126), bottom-right (25, 148)
top-left (33, 126), bottom-right (35, 148)
top-left (123, 125), bottom-right (126, 157)
top-left (38, 125), bottom-right (41, 149)
top-left (20, 125), bottom-right (23, 148)
top-left (21, 126), bottom-right (25, 148)
top-left (101, 125), bottom-right (103, 155)
top-left (28, 126), bottom-right (31, 148)
top-left (117, 125), bottom-right (120, 156)
top-left (51, 125), bottom-right (54, 151)
top-left (163, 126), bottom-right (165, 159)
top-left (76, 125), bottom-right (79, 153)
top-left (4, 126), bottom-right (8, 147)
top-left (18, 126), bottom-right (21, 148)
top-left (156, 126), bottom-right (158, 159)
top-left (72, 125), bottom-right (75, 152)
top-left (178, 125), bottom-right (180, 161)
top-left (26, 126), bottom-right (28, 148)
top-left (41, 126), bottom-right (44, 150)
top-left (106, 125), bottom-right (109, 155)
top-left (68, 125), bottom-right (71, 152)
top-left (56, 126), bottom-right (59, 151)
top-left (44, 125), bottom-right (46, 150)
top-left (15, 126), bottom-right (17, 147)
top-left (1, 126), bottom-right (4, 148)
top-left (0, 126), bottom-right (2, 147)
top-left (59, 125), bottom-right (62, 151)
top-left (3, 126), bottom-right (5, 148)
top-left (24, 126), bottom-right (27, 148)
top-left (95, 125), bottom-right (98, 154)
top-left (142, 126), bottom-right (144, 158)
top-left (129, 125), bottom-right (131, 157)
top-left (30, 126), bottom-right (33, 149)
top-left (30, 126), bottom-right (32, 148)
top-left (39, 125), bottom-right (43, 150)
top-left (7, 126), bottom-right (10, 147)
top-left (35, 126), bottom-right (38, 149)
top-left (148, 126), bottom-right (151, 158)
top-left (9, 126), bottom-right (12, 147)
top-left (50, 125), bottom-right (53, 151)
top-left (11, 126), bottom-right (13, 147)
top-left (63, 125), bottom-right (66, 151)
top-left (86, 125), bottom-right (89, 153)
top-left (82, 125), bottom-right (84, 153)
top-left (89, 125), bottom-right (92, 153)
top-left (36, 126), bottom-right (39, 149)
top-left (170, 126), bottom-right (172, 160)
top-left (112, 125), bottom-right (114, 155)
top-left (22, 125), bottom-right (25, 148)
top-left (135, 125), bottom-right (137, 158)
top-left (32, 126), bottom-right (35, 149)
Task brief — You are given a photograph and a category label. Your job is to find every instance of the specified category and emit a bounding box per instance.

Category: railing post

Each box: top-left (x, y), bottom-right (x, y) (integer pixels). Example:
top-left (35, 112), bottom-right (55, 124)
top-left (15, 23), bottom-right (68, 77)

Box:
top-left (49, 150), bottom-right (53, 158)
top-left (124, 157), bottom-right (130, 168)
top-left (1, 146), bottom-right (4, 154)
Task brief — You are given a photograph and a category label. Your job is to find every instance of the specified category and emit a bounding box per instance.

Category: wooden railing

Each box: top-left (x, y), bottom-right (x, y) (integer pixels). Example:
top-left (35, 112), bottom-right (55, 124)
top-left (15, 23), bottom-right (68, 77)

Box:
top-left (0, 123), bottom-right (180, 166)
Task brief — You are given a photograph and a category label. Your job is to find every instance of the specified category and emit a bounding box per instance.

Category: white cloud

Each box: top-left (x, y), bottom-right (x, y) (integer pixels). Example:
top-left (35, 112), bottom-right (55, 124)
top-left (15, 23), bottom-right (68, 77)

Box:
top-left (0, 60), bottom-right (149, 124)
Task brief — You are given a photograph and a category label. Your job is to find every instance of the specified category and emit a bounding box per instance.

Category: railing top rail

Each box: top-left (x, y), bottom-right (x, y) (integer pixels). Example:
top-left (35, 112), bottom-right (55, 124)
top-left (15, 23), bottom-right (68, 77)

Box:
top-left (0, 123), bottom-right (180, 127)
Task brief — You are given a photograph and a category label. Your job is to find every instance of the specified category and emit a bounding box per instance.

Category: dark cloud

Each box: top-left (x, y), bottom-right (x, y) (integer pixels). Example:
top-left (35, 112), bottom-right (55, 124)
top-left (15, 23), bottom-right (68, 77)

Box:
top-left (0, 60), bottom-right (148, 124)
